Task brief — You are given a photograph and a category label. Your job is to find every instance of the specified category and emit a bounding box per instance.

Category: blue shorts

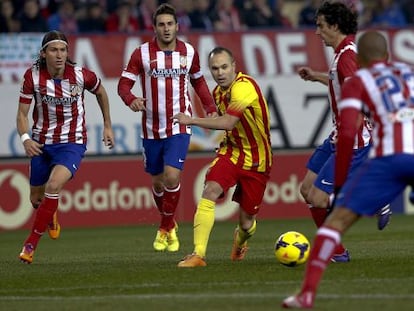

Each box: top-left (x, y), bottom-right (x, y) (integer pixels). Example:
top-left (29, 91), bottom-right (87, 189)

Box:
top-left (142, 134), bottom-right (190, 175)
top-left (30, 143), bottom-right (86, 186)
top-left (306, 138), bottom-right (335, 174)
top-left (336, 154), bottom-right (414, 216)
top-left (314, 144), bottom-right (371, 194)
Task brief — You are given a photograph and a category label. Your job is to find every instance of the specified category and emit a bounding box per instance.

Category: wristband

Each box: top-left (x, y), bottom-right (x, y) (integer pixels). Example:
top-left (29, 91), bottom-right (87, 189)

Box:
top-left (21, 133), bottom-right (31, 144)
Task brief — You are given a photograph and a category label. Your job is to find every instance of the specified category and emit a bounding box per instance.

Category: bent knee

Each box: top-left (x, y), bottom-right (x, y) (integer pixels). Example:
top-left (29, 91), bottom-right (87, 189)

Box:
top-left (308, 189), bottom-right (329, 208)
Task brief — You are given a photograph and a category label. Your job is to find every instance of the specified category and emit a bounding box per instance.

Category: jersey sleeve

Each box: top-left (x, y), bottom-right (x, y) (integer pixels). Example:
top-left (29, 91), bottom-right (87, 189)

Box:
top-left (227, 79), bottom-right (257, 117)
top-left (118, 48), bottom-right (143, 106)
top-left (337, 49), bottom-right (358, 83)
top-left (123, 48), bottom-right (143, 78)
top-left (189, 49), bottom-right (217, 113)
top-left (340, 76), bottom-right (364, 104)
top-left (19, 69), bottom-right (34, 105)
top-left (335, 76), bottom-right (365, 188)
top-left (82, 67), bottom-right (101, 93)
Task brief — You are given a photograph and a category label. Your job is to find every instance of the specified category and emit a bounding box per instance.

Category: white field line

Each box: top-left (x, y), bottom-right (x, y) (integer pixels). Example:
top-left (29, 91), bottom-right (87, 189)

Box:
top-left (1, 278), bottom-right (414, 301)
top-left (1, 277), bottom-right (413, 294)
top-left (1, 293), bottom-right (414, 301)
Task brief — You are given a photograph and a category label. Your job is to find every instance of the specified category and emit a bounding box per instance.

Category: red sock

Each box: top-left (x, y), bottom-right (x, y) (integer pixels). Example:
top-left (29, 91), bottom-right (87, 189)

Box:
top-left (309, 207), bottom-right (328, 228)
top-left (160, 184), bottom-right (180, 231)
top-left (334, 242), bottom-right (346, 254)
top-left (152, 188), bottom-right (164, 214)
top-left (310, 207), bottom-right (346, 254)
top-left (301, 226), bottom-right (341, 294)
top-left (25, 193), bottom-right (59, 249)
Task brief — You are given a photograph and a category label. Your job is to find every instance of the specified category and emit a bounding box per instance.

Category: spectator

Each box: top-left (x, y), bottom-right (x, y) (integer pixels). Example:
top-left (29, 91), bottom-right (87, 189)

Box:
top-left (19, 0), bottom-right (49, 32)
top-left (369, 0), bottom-right (406, 28)
top-left (241, 0), bottom-right (284, 28)
top-left (0, 0), bottom-right (20, 32)
top-left (167, 0), bottom-right (192, 32)
top-left (210, 0), bottom-right (245, 31)
top-left (138, 0), bottom-right (159, 31)
top-left (273, 0), bottom-right (293, 28)
top-left (298, 0), bottom-right (322, 27)
top-left (78, 1), bottom-right (106, 33)
top-left (400, 0), bottom-right (414, 24)
top-left (105, 0), bottom-right (140, 33)
top-left (189, 0), bottom-right (214, 31)
top-left (121, 0), bottom-right (141, 18)
top-left (42, 0), bottom-right (61, 17)
top-left (341, 0), bottom-right (371, 28)
top-left (47, 0), bottom-right (78, 33)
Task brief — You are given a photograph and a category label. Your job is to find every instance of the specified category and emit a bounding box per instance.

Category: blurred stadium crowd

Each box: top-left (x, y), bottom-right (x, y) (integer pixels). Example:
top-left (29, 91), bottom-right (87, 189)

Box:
top-left (0, 0), bottom-right (413, 34)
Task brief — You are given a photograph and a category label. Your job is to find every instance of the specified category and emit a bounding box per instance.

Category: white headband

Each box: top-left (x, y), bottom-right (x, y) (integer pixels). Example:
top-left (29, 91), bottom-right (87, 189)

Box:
top-left (41, 39), bottom-right (68, 51)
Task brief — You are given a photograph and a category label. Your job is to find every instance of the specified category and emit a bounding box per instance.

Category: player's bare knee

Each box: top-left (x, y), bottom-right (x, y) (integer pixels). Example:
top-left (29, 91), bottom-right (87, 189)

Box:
top-left (309, 195), bottom-right (329, 209)
top-left (202, 182), bottom-right (222, 201)
top-left (45, 179), bottom-right (62, 194)
top-left (30, 196), bottom-right (42, 209)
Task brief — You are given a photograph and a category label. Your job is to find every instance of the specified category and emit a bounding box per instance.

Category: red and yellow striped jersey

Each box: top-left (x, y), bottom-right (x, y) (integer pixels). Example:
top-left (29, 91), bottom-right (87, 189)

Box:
top-left (212, 72), bottom-right (272, 173)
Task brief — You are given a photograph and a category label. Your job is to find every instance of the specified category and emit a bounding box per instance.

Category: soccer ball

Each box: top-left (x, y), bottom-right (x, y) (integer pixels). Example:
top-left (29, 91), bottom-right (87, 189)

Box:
top-left (274, 231), bottom-right (310, 267)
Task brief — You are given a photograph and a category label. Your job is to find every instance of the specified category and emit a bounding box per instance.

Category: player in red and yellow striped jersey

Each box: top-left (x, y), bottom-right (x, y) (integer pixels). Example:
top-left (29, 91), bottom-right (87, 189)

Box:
top-left (173, 47), bottom-right (272, 267)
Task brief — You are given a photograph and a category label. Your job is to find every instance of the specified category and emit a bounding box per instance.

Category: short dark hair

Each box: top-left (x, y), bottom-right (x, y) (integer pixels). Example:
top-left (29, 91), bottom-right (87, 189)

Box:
top-left (153, 3), bottom-right (177, 26)
top-left (316, 1), bottom-right (358, 35)
top-left (208, 46), bottom-right (234, 62)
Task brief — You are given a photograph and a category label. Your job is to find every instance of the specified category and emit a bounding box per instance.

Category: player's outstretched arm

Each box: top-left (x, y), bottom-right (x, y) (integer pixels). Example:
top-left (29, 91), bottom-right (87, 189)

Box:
top-left (173, 112), bottom-right (238, 131)
top-left (298, 66), bottom-right (329, 86)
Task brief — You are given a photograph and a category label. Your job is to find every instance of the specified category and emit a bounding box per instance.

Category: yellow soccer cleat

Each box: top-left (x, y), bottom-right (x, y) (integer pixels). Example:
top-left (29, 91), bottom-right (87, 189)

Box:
top-left (47, 211), bottom-right (61, 240)
top-left (167, 224), bottom-right (180, 252)
top-left (19, 243), bottom-right (35, 264)
top-left (177, 253), bottom-right (207, 267)
top-left (153, 229), bottom-right (168, 251)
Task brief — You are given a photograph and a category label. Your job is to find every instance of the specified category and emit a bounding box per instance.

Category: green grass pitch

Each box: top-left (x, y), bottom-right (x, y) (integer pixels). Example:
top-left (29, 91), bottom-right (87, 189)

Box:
top-left (1, 215), bottom-right (413, 311)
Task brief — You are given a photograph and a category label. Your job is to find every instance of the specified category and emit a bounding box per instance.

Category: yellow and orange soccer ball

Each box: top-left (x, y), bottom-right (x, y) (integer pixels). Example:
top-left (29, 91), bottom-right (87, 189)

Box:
top-left (274, 231), bottom-right (311, 267)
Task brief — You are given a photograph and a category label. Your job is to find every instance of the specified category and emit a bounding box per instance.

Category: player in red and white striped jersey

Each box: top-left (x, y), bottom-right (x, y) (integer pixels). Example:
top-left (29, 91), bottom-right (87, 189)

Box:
top-left (283, 30), bottom-right (414, 310)
top-left (118, 3), bottom-right (217, 252)
top-left (296, 1), bottom-right (390, 264)
top-left (17, 30), bottom-right (115, 264)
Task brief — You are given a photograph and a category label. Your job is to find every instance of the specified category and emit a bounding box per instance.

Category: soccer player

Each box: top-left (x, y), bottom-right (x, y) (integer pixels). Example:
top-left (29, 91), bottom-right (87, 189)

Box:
top-left (282, 30), bottom-right (414, 309)
top-left (296, 1), bottom-right (391, 263)
top-left (117, 3), bottom-right (217, 252)
top-left (173, 46), bottom-right (272, 267)
top-left (17, 30), bottom-right (115, 264)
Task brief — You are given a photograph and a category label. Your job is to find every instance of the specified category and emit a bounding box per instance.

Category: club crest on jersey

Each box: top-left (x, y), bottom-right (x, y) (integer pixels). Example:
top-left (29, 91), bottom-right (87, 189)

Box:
top-left (180, 56), bottom-right (187, 68)
top-left (70, 84), bottom-right (82, 96)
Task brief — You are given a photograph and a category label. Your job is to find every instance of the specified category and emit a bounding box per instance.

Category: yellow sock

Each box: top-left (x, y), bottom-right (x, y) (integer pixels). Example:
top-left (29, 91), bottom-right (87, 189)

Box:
top-left (193, 198), bottom-right (215, 258)
top-left (237, 220), bottom-right (257, 247)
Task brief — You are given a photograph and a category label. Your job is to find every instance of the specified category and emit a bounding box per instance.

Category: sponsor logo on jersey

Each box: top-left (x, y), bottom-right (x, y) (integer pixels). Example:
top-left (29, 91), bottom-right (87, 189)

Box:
top-left (149, 67), bottom-right (188, 78)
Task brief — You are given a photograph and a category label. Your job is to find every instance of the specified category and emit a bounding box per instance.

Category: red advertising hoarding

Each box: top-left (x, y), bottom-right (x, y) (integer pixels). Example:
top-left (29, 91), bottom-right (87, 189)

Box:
top-left (0, 152), bottom-right (310, 230)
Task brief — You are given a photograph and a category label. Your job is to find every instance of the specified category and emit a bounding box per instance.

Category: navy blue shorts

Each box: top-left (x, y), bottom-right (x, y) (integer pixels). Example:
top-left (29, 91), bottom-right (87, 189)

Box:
top-left (314, 144), bottom-right (370, 194)
top-left (306, 138), bottom-right (335, 175)
top-left (30, 143), bottom-right (86, 186)
top-left (142, 134), bottom-right (190, 175)
top-left (336, 154), bottom-right (414, 216)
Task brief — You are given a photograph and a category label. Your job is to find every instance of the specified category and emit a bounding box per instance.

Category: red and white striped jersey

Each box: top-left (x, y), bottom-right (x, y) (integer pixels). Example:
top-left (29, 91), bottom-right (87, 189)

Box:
top-left (329, 35), bottom-right (371, 149)
top-left (19, 63), bottom-right (101, 145)
top-left (118, 38), bottom-right (216, 139)
top-left (340, 61), bottom-right (414, 158)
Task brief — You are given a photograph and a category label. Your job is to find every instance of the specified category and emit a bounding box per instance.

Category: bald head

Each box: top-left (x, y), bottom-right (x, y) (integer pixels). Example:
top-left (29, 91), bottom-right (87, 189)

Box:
top-left (357, 31), bottom-right (389, 67)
